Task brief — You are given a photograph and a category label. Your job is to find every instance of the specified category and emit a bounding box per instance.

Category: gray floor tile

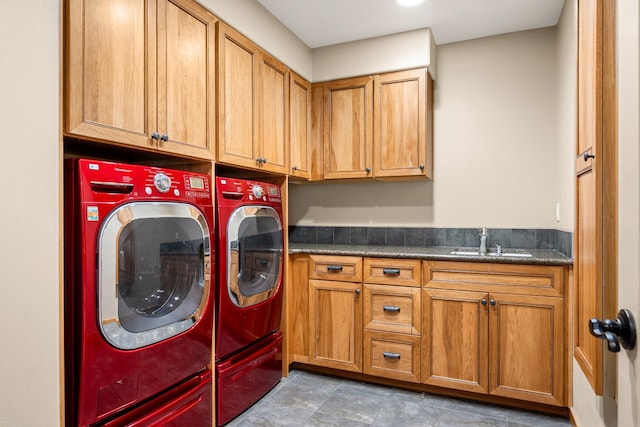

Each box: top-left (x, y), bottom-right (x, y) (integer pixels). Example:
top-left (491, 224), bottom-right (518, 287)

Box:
top-left (316, 387), bottom-right (387, 424)
top-left (305, 410), bottom-right (371, 427)
top-left (226, 370), bottom-right (571, 427)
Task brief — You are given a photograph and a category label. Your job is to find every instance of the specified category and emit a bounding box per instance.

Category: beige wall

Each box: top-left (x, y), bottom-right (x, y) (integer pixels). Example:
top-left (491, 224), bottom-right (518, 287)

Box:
top-left (0, 0), bottom-right (61, 425)
top-left (290, 26), bottom-right (566, 229)
top-left (312, 28), bottom-right (436, 82)
top-left (199, 0), bottom-right (313, 80)
top-left (555, 0), bottom-right (577, 232)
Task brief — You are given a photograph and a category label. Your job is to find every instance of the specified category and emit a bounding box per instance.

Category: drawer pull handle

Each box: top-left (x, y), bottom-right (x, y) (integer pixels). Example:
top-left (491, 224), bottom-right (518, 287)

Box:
top-left (382, 268), bottom-right (401, 276)
top-left (383, 352), bottom-right (401, 360)
top-left (383, 305), bottom-right (401, 313)
top-left (327, 265), bottom-right (343, 272)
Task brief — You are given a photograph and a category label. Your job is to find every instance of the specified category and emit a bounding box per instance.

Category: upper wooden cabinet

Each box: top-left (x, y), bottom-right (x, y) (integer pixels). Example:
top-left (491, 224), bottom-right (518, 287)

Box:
top-left (322, 76), bottom-right (374, 179)
top-left (289, 73), bottom-right (312, 179)
top-left (316, 68), bottom-right (433, 181)
top-left (217, 22), bottom-right (289, 174)
top-left (65, 0), bottom-right (217, 159)
top-left (373, 69), bottom-right (433, 179)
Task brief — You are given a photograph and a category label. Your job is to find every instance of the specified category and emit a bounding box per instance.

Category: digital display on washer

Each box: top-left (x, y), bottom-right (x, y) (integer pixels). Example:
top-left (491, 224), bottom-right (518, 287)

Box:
top-left (189, 176), bottom-right (205, 189)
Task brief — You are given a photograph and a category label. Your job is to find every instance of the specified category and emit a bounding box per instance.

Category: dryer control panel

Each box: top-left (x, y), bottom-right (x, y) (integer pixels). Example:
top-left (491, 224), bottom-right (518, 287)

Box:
top-left (216, 177), bottom-right (282, 206)
top-left (76, 159), bottom-right (211, 205)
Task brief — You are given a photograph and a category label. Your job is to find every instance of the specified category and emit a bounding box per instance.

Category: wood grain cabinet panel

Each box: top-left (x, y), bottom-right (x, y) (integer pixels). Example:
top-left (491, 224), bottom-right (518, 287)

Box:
top-left (489, 293), bottom-right (564, 406)
top-left (316, 68), bottom-right (433, 181)
top-left (364, 258), bottom-right (421, 287)
top-left (422, 288), bottom-right (490, 394)
top-left (288, 254), bottom-right (310, 364)
top-left (364, 330), bottom-right (420, 383)
top-left (363, 284), bottom-right (420, 335)
top-left (322, 77), bottom-right (374, 179)
top-left (422, 261), bottom-right (567, 407)
top-left (289, 73), bottom-right (312, 179)
top-left (308, 279), bottom-right (363, 372)
top-left (373, 69), bottom-right (433, 179)
top-left (65, 0), bottom-right (216, 159)
top-left (309, 255), bottom-right (363, 282)
top-left (217, 22), bottom-right (289, 173)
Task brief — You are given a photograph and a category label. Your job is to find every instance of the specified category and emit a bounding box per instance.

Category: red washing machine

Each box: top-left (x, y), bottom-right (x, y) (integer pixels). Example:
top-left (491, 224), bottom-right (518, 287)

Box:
top-left (64, 159), bottom-right (214, 427)
top-left (214, 177), bottom-right (284, 426)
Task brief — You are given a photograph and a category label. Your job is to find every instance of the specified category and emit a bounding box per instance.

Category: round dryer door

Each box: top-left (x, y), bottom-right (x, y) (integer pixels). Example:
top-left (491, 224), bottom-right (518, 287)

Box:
top-left (227, 206), bottom-right (283, 307)
top-left (98, 202), bottom-right (211, 349)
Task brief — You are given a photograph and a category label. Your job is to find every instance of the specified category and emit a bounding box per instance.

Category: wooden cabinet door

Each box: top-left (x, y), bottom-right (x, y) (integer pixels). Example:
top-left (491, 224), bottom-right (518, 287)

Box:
top-left (373, 69), bottom-right (431, 179)
top-left (422, 289), bottom-right (489, 394)
top-left (217, 22), bottom-right (258, 168)
top-left (66, 0), bottom-right (155, 148)
top-left (489, 293), bottom-right (565, 406)
top-left (257, 52), bottom-right (289, 174)
top-left (288, 254), bottom-right (310, 364)
top-left (309, 279), bottom-right (362, 372)
top-left (156, 0), bottom-right (215, 159)
top-left (290, 73), bottom-right (311, 179)
top-left (323, 77), bottom-right (373, 179)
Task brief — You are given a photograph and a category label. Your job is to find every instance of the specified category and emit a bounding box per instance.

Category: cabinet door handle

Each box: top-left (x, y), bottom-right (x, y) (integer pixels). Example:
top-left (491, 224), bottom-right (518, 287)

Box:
top-left (292, 165), bottom-right (298, 171)
top-left (481, 298), bottom-right (488, 306)
top-left (160, 134), bottom-right (169, 141)
top-left (355, 288), bottom-right (361, 295)
top-left (383, 305), bottom-right (401, 313)
top-left (365, 167), bottom-right (371, 173)
top-left (583, 151), bottom-right (595, 161)
top-left (326, 265), bottom-right (343, 272)
top-left (490, 299), bottom-right (496, 306)
top-left (382, 268), bottom-right (401, 276)
top-left (151, 132), bottom-right (160, 140)
top-left (383, 352), bottom-right (401, 360)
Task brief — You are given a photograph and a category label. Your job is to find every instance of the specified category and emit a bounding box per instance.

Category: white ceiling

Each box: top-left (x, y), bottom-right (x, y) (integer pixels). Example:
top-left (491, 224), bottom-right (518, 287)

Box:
top-left (256, 0), bottom-right (566, 48)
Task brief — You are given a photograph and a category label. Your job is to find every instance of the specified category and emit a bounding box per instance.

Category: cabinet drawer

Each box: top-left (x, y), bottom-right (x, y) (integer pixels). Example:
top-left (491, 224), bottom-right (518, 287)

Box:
top-left (363, 284), bottom-right (420, 335)
top-left (364, 258), bottom-right (421, 286)
top-left (364, 330), bottom-right (420, 383)
top-left (309, 255), bottom-right (362, 282)
top-left (423, 261), bottom-right (565, 297)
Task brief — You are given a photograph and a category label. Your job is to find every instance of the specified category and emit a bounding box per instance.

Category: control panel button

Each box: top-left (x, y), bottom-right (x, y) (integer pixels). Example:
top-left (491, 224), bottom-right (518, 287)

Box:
top-left (252, 185), bottom-right (265, 199)
top-left (145, 187), bottom-right (152, 195)
top-left (154, 173), bottom-right (171, 193)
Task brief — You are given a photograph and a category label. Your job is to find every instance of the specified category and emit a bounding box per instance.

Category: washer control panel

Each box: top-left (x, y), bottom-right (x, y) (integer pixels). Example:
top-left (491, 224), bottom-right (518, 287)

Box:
top-left (252, 185), bottom-right (265, 200)
top-left (153, 173), bottom-right (172, 193)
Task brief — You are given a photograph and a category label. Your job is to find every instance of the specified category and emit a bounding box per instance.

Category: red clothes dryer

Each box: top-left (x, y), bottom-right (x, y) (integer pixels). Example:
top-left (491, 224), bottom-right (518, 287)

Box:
top-left (64, 159), bottom-right (214, 427)
top-left (214, 177), bottom-right (284, 425)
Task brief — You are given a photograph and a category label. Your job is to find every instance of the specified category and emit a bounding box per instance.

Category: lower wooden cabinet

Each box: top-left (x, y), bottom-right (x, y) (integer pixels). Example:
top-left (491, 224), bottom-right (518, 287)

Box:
top-left (363, 330), bottom-right (420, 383)
top-left (423, 261), bottom-right (567, 407)
top-left (422, 289), bottom-right (490, 394)
top-left (308, 279), bottom-right (363, 372)
top-left (288, 255), bottom-right (568, 409)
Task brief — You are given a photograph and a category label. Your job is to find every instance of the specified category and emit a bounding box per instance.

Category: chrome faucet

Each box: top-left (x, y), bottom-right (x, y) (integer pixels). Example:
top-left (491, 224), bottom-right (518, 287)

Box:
top-left (479, 227), bottom-right (488, 256)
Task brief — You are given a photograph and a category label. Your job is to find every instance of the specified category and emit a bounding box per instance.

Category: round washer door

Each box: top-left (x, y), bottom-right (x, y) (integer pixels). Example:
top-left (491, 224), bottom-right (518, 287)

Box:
top-left (227, 206), bottom-right (283, 307)
top-left (98, 202), bottom-right (211, 349)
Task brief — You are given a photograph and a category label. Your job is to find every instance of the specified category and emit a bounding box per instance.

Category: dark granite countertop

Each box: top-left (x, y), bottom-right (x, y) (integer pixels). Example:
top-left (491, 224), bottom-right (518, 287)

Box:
top-left (288, 243), bottom-right (573, 266)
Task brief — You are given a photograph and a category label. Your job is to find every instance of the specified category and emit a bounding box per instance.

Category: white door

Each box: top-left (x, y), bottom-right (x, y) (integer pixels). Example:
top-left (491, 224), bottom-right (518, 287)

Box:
top-left (616, 1), bottom-right (639, 425)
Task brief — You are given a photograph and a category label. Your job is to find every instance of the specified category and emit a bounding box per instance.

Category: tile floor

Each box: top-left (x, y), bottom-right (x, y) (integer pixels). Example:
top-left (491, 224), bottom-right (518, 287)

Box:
top-left (226, 369), bottom-right (571, 427)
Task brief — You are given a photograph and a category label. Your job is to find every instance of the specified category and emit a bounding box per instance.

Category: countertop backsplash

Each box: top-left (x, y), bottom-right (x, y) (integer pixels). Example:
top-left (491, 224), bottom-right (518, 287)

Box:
top-left (288, 226), bottom-right (573, 259)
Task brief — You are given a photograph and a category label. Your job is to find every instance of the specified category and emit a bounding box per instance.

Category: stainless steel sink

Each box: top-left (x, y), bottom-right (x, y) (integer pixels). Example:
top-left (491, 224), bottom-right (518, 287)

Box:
top-left (450, 250), bottom-right (532, 258)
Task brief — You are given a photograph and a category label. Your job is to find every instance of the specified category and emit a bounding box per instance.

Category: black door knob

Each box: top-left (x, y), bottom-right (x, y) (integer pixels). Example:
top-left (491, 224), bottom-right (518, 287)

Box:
top-left (589, 309), bottom-right (636, 352)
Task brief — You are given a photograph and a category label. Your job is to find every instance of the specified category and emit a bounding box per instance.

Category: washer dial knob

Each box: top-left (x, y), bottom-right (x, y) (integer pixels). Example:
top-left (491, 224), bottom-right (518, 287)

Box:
top-left (252, 185), bottom-right (265, 199)
top-left (154, 173), bottom-right (172, 193)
